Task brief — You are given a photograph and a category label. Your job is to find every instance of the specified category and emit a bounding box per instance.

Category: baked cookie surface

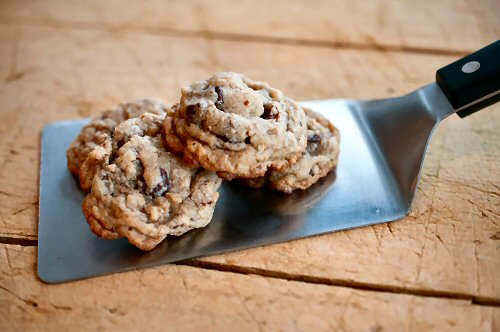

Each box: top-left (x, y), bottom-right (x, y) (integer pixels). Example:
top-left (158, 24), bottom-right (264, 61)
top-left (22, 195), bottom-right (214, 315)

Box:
top-left (67, 98), bottom-right (168, 178)
top-left (242, 108), bottom-right (340, 193)
top-left (82, 113), bottom-right (222, 251)
top-left (164, 72), bottom-right (307, 179)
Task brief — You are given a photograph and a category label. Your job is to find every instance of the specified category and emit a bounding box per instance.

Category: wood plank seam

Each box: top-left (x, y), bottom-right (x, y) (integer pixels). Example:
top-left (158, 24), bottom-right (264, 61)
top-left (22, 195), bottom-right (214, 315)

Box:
top-left (0, 15), bottom-right (471, 57)
top-left (2, 236), bottom-right (498, 307)
top-left (180, 260), bottom-right (500, 307)
top-left (0, 236), bottom-right (37, 246)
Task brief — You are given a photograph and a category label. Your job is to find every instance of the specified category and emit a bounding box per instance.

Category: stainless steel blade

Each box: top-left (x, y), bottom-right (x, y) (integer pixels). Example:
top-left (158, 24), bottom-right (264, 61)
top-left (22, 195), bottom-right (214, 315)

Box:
top-left (38, 83), bottom-right (455, 283)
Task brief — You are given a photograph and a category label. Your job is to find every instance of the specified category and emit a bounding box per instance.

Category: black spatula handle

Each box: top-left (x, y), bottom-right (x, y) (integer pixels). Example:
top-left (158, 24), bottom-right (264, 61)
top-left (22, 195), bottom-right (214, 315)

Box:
top-left (436, 40), bottom-right (500, 118)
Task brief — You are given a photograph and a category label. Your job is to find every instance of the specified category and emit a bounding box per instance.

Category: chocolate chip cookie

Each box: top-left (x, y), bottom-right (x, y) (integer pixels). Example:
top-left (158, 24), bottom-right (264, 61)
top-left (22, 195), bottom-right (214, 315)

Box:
top-left (82, 112), bottom-right (222, 251)
top-left (67, 98), bottom-right (168, 179)
top-left (242, 108), bottom-right (340, 193)
top-left (164, 72), bottom-right (307, 179)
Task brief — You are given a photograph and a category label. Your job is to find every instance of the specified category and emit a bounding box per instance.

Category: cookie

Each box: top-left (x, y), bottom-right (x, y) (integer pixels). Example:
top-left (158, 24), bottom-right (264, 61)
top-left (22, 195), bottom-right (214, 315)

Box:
top-left (67, 98), bottom-right (168, 180)
top-left (163, 72), bottom-right (307, 179)
top-left (82, 113), bottom-right (222, 251)
top-left (242, 108), bottom-right (340, 193)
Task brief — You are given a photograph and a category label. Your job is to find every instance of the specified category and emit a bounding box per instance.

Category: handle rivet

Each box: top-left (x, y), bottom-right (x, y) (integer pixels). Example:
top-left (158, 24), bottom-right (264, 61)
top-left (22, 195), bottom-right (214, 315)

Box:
top-left (462, 61), bottom-right (480, 73)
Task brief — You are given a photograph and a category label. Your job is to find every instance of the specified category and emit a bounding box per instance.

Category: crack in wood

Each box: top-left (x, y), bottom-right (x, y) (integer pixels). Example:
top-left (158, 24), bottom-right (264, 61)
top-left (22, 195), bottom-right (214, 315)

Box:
top-left (178, 260), bottom-right (500, 307)
top-left (0, 236), bottom-right (38, 246)
top-left (1, 234), bottom-right (498, 307)
top-left (0, 15), bottom-right (470, 57)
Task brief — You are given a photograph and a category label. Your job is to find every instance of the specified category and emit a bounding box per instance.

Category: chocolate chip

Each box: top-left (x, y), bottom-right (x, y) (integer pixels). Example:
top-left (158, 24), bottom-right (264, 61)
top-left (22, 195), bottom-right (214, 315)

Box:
top-left (151, 168), bottom-right (170, 197)
top-left (245, 137), bottom-right (251, 144)
top-left (214, 86), bottom-right (224, 111)
top-left (261, 104), bottom-right (279, 121)
top-left (215, 86), bottom-right (223, 101)
top-left (243, 100), bottom-right (249, 106)
top-left (109, 151), bottom-right (118, 164)
top-left (185, 104), bottom-right (198, 120)
top-left (117, 139), bottom-right (126, 149)
top-left (261, 104), bottom-right (273, 118)
top-left (216, 134), bottom-right (229, 143)
top-left (307, 134), bottom-right (322, 144)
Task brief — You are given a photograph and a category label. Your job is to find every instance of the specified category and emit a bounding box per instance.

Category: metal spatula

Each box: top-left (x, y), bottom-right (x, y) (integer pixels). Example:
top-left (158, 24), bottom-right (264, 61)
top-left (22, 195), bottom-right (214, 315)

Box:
top-left (38, 41), bottom-right (499, 283)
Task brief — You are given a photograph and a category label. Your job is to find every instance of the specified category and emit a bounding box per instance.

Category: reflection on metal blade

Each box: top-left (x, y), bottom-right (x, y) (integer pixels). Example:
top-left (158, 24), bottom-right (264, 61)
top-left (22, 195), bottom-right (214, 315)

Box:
top-left (38, 99), bottom-right (408, 283)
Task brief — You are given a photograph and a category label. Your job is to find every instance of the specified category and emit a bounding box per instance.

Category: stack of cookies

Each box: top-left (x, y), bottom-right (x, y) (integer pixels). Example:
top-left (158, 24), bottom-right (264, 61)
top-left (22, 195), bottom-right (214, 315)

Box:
top-left (68, 72), bottom-right (340, 251)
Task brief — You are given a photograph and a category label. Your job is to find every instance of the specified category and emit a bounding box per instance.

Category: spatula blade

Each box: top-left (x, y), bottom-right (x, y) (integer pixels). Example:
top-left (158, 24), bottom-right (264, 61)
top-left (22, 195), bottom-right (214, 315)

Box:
top-left (38, 99), bottom-right (407, 283)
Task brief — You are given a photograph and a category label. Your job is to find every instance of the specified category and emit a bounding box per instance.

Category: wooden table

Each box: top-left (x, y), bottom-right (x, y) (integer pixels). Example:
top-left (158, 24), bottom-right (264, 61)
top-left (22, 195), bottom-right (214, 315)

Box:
top-left (1, 1), bottom-right (499, 330)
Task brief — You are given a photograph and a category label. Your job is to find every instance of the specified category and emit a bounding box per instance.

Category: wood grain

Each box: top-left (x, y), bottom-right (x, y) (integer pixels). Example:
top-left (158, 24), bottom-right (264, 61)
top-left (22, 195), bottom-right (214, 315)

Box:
top-left (0, 0), bottom-right (498, 54)
top-left (1, 244), bottom-right (499, 332)
top-left (0, 2), bottom-right (499, 329)
top-left (0, 23), bottom-right (498, 303)
top-left (0, 23), bottom-right (448, 237)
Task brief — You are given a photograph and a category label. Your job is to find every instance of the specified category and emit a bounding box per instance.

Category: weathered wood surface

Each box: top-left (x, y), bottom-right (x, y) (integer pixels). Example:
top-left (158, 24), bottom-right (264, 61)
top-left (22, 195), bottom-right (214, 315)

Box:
top-left (1, 244), bottom-right (499, 332)
top-left (0, 23), bottom-right (498, 302)
top-left (0, 0), bottom-right (499, 330)
top-left (0, 0), bottom-right (498, 53)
